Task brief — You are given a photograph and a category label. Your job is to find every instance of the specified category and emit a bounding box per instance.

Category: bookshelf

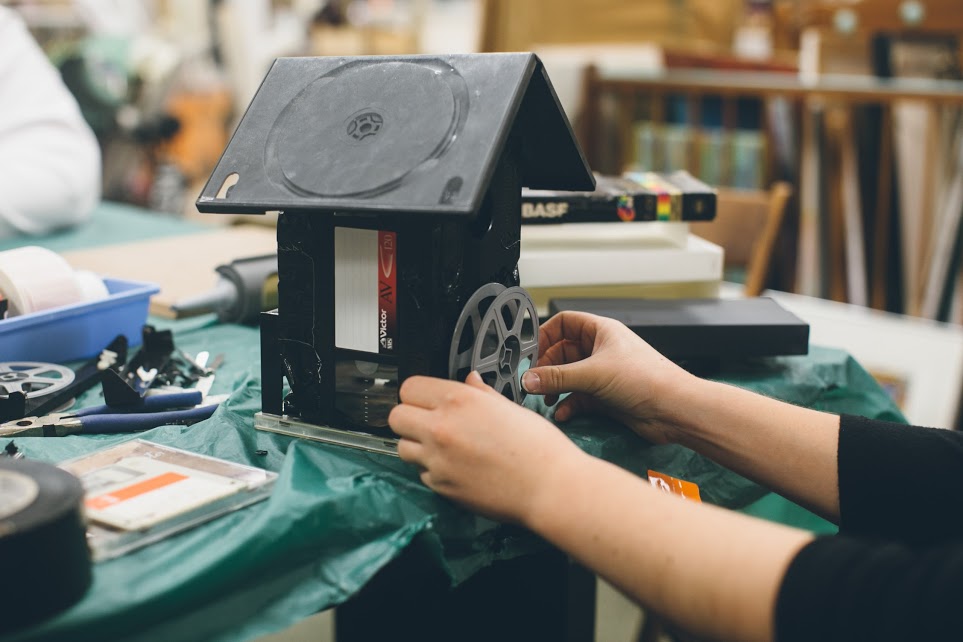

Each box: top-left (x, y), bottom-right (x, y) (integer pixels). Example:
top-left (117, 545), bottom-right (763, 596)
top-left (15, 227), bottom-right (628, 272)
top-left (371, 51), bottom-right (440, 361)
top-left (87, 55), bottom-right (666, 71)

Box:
top-left (579, 67), bottom-right (963, 177)
top-left (578, 66), bottom-right (963, 321)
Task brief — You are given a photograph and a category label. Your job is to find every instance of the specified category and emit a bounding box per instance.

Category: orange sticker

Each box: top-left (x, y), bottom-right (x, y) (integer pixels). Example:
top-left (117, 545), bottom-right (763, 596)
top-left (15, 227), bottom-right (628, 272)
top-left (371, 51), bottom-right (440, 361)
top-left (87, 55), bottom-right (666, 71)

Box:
top-left (86, 472), bottom-right (188, 510)
top-left (647, 470), bottom-right (702, 502)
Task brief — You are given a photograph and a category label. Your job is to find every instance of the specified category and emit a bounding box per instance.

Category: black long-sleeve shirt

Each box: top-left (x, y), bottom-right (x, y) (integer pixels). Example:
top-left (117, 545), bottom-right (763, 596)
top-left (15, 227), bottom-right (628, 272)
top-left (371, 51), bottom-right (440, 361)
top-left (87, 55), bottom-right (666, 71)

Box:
top-left (776, 414), bottom-right (963, 641)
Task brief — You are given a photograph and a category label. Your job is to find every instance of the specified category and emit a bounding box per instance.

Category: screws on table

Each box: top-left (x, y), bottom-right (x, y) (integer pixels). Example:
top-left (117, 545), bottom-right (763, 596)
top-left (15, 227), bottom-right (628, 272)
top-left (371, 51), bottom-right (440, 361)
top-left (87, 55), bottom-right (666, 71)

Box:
top-left (2, 441), bottom-right (24, 459)
top-left (102, 326), bottom-right (224, 406)
top-left (154, 349), bottom-right (222, 390)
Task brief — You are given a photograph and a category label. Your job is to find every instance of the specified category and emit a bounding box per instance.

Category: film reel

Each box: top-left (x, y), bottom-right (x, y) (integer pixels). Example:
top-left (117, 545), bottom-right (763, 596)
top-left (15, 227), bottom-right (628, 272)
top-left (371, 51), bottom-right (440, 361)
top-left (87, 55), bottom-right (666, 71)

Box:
top-left (449, 282), bottom-right (506, 382)
top-left (449, 284), bottom-right (538, 403)
top-left (0, 362), bottom-right (75, 399)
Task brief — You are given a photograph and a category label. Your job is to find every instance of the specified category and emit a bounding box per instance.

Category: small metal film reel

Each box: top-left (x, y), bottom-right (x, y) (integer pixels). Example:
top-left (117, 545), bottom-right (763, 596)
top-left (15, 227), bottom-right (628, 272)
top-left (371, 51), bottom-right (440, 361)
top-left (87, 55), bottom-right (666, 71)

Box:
top-left (449, 284), bottom-right (539, 403)
top-left (0, 362), bottom-right (75, 399)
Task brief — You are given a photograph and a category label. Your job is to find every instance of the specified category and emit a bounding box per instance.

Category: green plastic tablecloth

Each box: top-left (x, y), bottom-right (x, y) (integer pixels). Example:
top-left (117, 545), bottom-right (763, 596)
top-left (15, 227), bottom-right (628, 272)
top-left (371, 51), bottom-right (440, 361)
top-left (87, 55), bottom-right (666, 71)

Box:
top-left (3, 314), bottom-right (905, 642)
top-left (1, 203), bottom-right (905, 641)
top-left (0, 202), bottom-right (208, 254)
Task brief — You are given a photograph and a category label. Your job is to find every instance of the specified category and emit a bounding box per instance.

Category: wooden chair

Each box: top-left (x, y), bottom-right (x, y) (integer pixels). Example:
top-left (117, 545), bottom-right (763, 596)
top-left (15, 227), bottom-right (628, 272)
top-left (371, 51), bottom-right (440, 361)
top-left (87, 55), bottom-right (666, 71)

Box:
top-left (690, 182), bottom-right (793, 296)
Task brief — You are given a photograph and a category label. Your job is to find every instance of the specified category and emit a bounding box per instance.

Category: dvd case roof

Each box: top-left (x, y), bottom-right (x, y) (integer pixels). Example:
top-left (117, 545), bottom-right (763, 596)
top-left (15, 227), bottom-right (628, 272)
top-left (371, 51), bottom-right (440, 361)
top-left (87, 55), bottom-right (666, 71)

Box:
top-left (197, 53), bottom-right (593, 218)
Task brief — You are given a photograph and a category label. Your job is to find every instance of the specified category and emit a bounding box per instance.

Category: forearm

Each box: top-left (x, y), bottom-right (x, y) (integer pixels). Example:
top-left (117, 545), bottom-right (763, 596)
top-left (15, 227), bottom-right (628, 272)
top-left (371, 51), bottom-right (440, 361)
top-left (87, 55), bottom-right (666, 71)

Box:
top-left (528, 452), bottom-right (813, 642)
top-left (665, 378), bottom-right (841, 522)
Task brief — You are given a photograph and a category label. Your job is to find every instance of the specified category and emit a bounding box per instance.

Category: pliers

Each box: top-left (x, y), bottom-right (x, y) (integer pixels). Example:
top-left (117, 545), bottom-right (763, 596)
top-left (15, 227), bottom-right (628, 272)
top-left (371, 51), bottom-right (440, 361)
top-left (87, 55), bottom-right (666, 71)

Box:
top-left (0, 390), bottom-right (219, 438)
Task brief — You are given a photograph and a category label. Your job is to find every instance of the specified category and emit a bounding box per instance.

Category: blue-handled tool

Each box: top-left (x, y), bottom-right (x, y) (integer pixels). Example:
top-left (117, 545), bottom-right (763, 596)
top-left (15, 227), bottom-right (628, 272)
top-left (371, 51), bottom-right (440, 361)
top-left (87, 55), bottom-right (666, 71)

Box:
top-left (71, 390), bottom-right (203, 417)
top-left (0, 391), bottom-right (218, 438)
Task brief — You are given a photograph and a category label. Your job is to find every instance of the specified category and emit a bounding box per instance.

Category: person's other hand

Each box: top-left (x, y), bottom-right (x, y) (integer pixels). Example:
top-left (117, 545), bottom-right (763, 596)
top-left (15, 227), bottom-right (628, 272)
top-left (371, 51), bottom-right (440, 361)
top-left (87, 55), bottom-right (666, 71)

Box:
top-left (388, 371), bottom-right (587, 525)
top-left (521, 311), bottom-right (693, 444)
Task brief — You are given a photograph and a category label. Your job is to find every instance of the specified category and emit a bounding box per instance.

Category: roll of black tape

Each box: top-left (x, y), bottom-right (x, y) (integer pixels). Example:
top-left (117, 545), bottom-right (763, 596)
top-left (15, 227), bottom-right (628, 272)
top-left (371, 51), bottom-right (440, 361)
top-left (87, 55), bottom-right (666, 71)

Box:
top-left (0, 458), bottom-right (91, 634)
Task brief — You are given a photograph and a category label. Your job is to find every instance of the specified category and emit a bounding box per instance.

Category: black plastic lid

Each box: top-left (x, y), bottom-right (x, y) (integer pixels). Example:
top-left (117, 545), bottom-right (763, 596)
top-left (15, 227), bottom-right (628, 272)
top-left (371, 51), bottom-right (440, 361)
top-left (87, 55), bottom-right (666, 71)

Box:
top-left (196, 53), bottom-right (594, 218)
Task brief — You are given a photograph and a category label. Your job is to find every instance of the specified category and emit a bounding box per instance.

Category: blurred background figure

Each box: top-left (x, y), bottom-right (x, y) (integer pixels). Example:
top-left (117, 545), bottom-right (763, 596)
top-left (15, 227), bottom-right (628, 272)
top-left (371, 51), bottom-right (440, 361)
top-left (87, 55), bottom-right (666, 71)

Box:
top-left (0, 5), bottom-right (100, 238)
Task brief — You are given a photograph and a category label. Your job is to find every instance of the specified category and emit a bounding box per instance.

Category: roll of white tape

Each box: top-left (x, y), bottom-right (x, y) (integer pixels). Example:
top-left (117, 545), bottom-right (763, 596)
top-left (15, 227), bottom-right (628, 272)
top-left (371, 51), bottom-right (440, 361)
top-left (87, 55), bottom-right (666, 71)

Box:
top-left (0, 246), bottom-right (85, 317)
top-left (73, 270), bottom-right (109, 302)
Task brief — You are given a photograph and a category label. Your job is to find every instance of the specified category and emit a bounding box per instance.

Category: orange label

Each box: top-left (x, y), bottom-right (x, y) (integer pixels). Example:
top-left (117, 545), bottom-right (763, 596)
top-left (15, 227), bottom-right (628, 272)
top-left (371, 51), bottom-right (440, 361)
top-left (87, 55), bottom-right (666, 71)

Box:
top-left (86, 472), bottom-right (188, 510)
top-left (647, 470), bottom-right (702, 502)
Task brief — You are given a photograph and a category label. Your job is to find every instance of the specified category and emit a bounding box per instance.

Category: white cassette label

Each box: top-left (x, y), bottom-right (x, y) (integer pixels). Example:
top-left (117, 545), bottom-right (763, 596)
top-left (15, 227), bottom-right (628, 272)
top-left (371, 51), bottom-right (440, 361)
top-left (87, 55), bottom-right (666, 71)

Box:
top-left (334, 227), bottom-right (397, 354)
top-left (82, 456), bottom-right (245, 531)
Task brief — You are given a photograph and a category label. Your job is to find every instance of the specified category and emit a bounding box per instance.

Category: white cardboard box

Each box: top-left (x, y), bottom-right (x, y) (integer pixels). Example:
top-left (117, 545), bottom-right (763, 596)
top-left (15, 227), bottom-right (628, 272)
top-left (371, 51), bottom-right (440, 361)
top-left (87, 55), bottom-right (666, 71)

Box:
top-left (519, 234), bottom-right (723, 289)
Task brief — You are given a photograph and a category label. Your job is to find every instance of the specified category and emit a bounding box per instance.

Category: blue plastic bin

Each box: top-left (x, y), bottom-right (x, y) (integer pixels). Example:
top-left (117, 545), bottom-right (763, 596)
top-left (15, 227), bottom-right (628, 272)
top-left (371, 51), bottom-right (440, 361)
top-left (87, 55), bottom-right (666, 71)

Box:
top-left (0, 278), bottom-right (159, 363)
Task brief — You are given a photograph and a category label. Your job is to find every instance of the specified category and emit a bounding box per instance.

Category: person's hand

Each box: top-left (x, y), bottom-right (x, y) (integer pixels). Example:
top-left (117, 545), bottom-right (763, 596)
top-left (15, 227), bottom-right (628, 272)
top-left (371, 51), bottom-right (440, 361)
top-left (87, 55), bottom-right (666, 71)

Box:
top-left (388, 371), bottom-right (587, 525)
top-left (521, 311), bottom-right (694, 444)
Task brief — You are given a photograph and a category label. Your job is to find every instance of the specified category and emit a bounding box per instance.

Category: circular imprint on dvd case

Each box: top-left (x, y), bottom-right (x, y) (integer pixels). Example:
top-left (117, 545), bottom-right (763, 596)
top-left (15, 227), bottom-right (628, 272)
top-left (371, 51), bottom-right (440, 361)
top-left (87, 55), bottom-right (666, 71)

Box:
top-left (266, 59), bottom-right (469, 198)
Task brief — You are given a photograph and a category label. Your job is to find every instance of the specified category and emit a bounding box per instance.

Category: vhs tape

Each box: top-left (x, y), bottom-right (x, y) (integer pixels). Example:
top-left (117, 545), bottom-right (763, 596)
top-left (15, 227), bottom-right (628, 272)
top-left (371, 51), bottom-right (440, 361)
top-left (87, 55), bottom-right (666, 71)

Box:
top-left (521, 170), bottom-right (716, 224)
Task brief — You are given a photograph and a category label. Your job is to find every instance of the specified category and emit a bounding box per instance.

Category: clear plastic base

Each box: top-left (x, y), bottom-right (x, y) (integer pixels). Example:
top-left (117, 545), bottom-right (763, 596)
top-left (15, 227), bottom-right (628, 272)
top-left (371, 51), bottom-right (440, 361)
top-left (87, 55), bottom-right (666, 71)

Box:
top-left (254, 412), bottom-right (399, 456)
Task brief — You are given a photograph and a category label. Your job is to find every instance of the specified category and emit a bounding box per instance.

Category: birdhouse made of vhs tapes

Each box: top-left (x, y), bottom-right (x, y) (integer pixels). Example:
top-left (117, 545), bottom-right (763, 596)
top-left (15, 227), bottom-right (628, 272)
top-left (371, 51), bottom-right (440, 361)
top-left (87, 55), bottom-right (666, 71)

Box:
top-left (196, 53), bottom-right (594, 445)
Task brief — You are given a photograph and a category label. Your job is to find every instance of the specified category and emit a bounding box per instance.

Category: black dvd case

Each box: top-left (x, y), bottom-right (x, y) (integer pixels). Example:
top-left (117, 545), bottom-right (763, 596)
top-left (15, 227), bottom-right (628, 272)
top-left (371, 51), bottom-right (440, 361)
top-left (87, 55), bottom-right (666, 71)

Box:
top-left (547, 297), bottom-right (809, 360)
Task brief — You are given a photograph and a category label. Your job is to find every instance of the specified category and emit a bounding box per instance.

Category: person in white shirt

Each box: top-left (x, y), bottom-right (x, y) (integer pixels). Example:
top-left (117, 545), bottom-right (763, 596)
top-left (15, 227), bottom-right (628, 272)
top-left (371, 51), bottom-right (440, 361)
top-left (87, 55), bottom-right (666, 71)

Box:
top-left (0, 7), bottom-right (101, 239)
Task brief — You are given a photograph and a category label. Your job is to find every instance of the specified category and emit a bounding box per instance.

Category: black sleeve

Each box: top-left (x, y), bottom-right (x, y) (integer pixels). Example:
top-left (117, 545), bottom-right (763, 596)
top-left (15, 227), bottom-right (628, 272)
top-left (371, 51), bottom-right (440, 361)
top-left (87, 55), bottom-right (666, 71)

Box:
top-left (838, 414), bottom-right (963, 546)
top-left (776, 536), bottom-right (963, 642)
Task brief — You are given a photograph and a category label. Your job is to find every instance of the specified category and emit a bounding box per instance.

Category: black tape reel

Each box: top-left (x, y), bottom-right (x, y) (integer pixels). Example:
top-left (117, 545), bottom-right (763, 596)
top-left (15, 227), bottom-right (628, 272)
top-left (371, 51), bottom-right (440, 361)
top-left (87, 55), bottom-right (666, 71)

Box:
top-left (449, 284), bottom-right (539, 403)
top-left (0, 458), bottom-right (91, 634)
